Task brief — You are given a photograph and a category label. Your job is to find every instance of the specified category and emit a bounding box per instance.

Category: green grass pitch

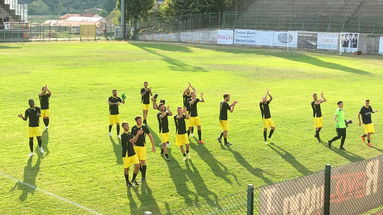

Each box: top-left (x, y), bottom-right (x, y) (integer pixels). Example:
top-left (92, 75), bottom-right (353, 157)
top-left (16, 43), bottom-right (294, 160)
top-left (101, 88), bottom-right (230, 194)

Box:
top-left (0, 41), bottom-right (382, 214)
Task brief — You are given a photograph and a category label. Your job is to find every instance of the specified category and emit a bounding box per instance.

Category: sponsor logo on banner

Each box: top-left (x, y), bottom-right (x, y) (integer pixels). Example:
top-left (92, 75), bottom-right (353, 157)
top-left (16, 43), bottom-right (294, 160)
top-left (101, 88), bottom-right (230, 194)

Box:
top-left (234, 29), bottom-right (257, 45)
top-left (259, 156), bottom-right (383, 214)
top-left (272, 31), bottom-right (298, 48)
top-left (256, 31), bottom-right (274, 46)
top-left (317, 33), bottom-right (339, 50)
top-left (217, 30), bottom-right (234, 45)
top-left (379, 36), bottom-right (383, 55)
top-left (340, 33), bottom-right (359, 53)
top-left (298, 32), bottom-right (318, 49)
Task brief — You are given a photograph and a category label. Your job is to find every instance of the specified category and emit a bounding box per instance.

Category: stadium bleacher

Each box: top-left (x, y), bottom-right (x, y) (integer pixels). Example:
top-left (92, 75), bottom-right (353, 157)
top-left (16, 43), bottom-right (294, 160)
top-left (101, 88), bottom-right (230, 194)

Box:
top-left (0, 0), bottom-right (20, 23)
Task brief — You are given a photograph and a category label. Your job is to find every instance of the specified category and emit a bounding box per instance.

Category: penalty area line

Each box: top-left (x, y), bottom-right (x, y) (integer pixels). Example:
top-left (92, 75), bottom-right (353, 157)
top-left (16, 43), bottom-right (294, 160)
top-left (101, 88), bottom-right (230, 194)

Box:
top-left (0, 171), bottom-right (102, 215)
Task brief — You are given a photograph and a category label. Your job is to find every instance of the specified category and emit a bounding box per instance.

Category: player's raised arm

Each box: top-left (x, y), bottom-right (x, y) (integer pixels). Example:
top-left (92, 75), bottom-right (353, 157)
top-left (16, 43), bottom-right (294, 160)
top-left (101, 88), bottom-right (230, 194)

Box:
top-left (46, 85), bottom-right (52, 96)
top-left (267, 91), bottom-right (273, 102)
top-left (200, 93), bottom-right (205, 102)
top-left (230, 101), bottom-right (237, 113)
top-left (320, 92), bottom-right (326, 103)
top-left (167, 105), bottom-right (173, 116)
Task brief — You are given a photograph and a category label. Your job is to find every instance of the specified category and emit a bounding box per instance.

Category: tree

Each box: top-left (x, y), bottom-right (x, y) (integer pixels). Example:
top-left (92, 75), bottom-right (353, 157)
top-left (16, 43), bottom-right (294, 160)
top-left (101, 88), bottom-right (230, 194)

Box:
top-left (116, 0), bottom-right (155, 38)
top-left (161, 0), bottom-right (234, 19)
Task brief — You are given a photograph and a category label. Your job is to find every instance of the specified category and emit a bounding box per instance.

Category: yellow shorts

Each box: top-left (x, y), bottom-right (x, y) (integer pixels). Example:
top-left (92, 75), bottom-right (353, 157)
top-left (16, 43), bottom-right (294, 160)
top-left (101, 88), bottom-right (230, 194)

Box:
top-left (314, 117), bottom-right (324, 128)
top-left (363, 123), bottom-right (375, 134)
top-left (220, 120), bottom-right (229, 131)
top-left (41, 109), bottom-right (50, 118)
top-left (109, 114), bottom-right (120, 125)
top-left (134, 146), bottom-right (147, 160)
top-left (263, 118), bottom-right (275, 128)
top-left (161, 132), bottom-right (169, 143)
top-left (176, 134), bottom-right (188, 146)
top-left (142, 104), bottom-right (150, 111)
top-left (28, 127), bottom-right (41, 138)
top-left (189, 116), bottom-right (201, 127)
top-left (123, 154), bottom-right (139, 168)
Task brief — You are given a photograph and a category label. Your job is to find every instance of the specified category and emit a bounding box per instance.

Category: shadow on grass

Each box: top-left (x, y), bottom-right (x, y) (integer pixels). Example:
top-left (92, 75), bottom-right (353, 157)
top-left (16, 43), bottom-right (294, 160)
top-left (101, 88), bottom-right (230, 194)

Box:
top-left (165, 156), bottom-right (197, 207)
top-left (185, 160), bottom-right (221, 209)
top-left (41, 130), bottom-right (49, 158)
top-left (0, 45), bottom-right (21, 49)
top-left (109, 137), bottom-right (122, 165)
top-left (371, 146), bottom-right (383, 153)
top-left (319, 141), bottom-right (364, 162)
top-left (9, 154), bottom-right (42, 201)
top-left (127, 183), bottom-right (161, 215)
top-left (268, 143), bottom-right (312, 175)
top-left (131, 43), bottom-right (208, 73)
top-left (224, 145), bottom-right (273, 185)
top-left (190, 137), bottom-right (238, 184)
top-left (131, 42), bottom-right (192, 53)
top-left (194, 45), bottom-right (369, 75)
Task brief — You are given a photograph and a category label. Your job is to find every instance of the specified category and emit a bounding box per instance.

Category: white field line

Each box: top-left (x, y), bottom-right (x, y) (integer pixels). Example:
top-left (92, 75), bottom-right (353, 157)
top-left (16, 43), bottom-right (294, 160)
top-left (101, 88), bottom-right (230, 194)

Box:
top-left (0, 171), bottom-right (102, 215)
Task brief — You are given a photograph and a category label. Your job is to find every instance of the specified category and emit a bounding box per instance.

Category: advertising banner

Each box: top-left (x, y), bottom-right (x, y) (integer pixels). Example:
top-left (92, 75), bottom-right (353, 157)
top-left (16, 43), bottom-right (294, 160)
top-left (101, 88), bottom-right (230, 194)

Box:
top-left (234, 29), bottom-right (257, 45)
top-left (217, 30), bottom-right (234, 45)
top-left (340, 32), bottom-right (359, 53)
top-left (259, 156), bottom-right (383, 214)
top-left (298, 32), bottom-right (318, 49)
top-left (272, 31), bottom-right (298, 48)
top-left (379, 36), bottom-right (383, 55)
top-left (317, 33), bottom-right (339, 50)
top-left (255, 31), bottom-right (273, 46)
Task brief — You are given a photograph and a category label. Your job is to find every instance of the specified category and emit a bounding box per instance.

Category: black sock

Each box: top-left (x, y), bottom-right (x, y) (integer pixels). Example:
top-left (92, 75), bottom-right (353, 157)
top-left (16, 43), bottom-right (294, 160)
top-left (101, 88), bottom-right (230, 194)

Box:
top-left (141, 165), bottom-right (147, 178)
top-left (263, 131), bottom-right (267, 141)
top-left (224, 138), bottom-right (227, 144)
top-left (363, 134), bottom-right (367, 137)
top-left (187, 130), bottom-right (190, 136)
top-left (43, 118), bottom-right (49, 127)
top-left (219, 132), bottom-right (223, 140)
top-left (198, 130), bottom-right (202, 141)
top-left (132, 172), bottom-right (138, 181)
top-left (183, 153), bottom-right (187, 157)
top-left (109, 125), bottom-right (112, 132)
top-left (186, 149), bottom-right (189, 154)
top-left (124, 173), bottom-right (129, 183)
top-left (368, 139), bottom-right (371, 143)
top-left (191, 127), bottom-right (194, 134)
top-left (117, 124), bottom-right (120, 135)
top-left (29, 138), bottom-right (33, 152)
top-left (315, 130), bottom-right (319, 137)
top-left (268, 129), bottom-right (275, 138)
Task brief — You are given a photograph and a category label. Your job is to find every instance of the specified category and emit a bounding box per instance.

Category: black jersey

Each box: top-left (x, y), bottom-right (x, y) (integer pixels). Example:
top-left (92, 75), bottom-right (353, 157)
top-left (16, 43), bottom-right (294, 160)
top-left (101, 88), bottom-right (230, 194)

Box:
top-left (157, 112), bottom-right (170, 133)
top-left (131, 125), bottom-right (150, 147)
top-left (121, 132), bottom-right (136, 157)
top-left (359, 106), bottom-right (373, 124)
top-left (141, 88), bottom-right (150, 104)
top-left (260, 101), bottom-right (271, 119)
top-left (188, 98), bottom-right (200, 117)
top-left (25, 107), bottom-right (41, 127)
top-left (219, 101), bottom-right (231, 120)
top-left (39, 94), bottom-right (51, 110)
top-left (174, 115), bottom-right (187, 134)
top-left (311, 101), bottom-right (322, 118)
top-left (108, 96), bottom-right (122, 115)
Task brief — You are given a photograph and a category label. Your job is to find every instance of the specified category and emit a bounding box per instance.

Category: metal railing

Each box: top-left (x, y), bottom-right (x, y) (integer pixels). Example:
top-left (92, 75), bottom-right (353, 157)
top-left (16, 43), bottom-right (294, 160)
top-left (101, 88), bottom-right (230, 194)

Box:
top-left (144, 155), bottom-right (383, 214)
top-left (137, 13), bottom-right (383, 34)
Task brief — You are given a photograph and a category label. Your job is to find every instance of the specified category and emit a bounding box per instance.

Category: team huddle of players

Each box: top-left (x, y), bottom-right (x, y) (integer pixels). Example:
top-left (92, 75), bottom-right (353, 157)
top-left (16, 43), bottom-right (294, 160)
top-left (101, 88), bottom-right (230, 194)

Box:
top-left (18, 83), bottom-right (378, 188)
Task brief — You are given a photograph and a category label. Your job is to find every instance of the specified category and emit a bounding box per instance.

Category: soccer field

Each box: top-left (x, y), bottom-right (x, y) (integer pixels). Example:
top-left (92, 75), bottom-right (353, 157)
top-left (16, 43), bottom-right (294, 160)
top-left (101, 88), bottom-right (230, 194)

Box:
top-left (0, 41), bottom-right (382, 214)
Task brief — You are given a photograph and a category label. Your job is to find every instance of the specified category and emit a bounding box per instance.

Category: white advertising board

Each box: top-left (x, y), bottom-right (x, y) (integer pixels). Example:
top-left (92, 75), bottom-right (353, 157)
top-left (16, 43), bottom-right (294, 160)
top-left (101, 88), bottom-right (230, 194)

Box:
top-left (217, 30), bottom-right (234, 45)
top-left (234, 29), bottom-right (257, 45)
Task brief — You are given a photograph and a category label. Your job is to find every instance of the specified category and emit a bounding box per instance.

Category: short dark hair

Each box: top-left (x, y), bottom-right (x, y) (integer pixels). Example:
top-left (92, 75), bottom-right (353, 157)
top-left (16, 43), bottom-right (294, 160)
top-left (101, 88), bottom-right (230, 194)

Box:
top-left (337, 101), bottom-right (343, 105)
top-left (313, 93), bottom-right (317, 96)
top-left (160, 99), bottom-right (165, 104)
top-left (135, 116), bottom-right (142, 121)
top-left (112, 89), bottom-right (117, 92)
top-left (223, 93), bottom-right (230, 99)
top-left (28, 99), bottom-right (34, 103)
top-left (144, 81), bottom-right (148, 84)
top-left (121, 122), bottom-right (128, 127)
top-left (366, 99), bottom-right (370, 103)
